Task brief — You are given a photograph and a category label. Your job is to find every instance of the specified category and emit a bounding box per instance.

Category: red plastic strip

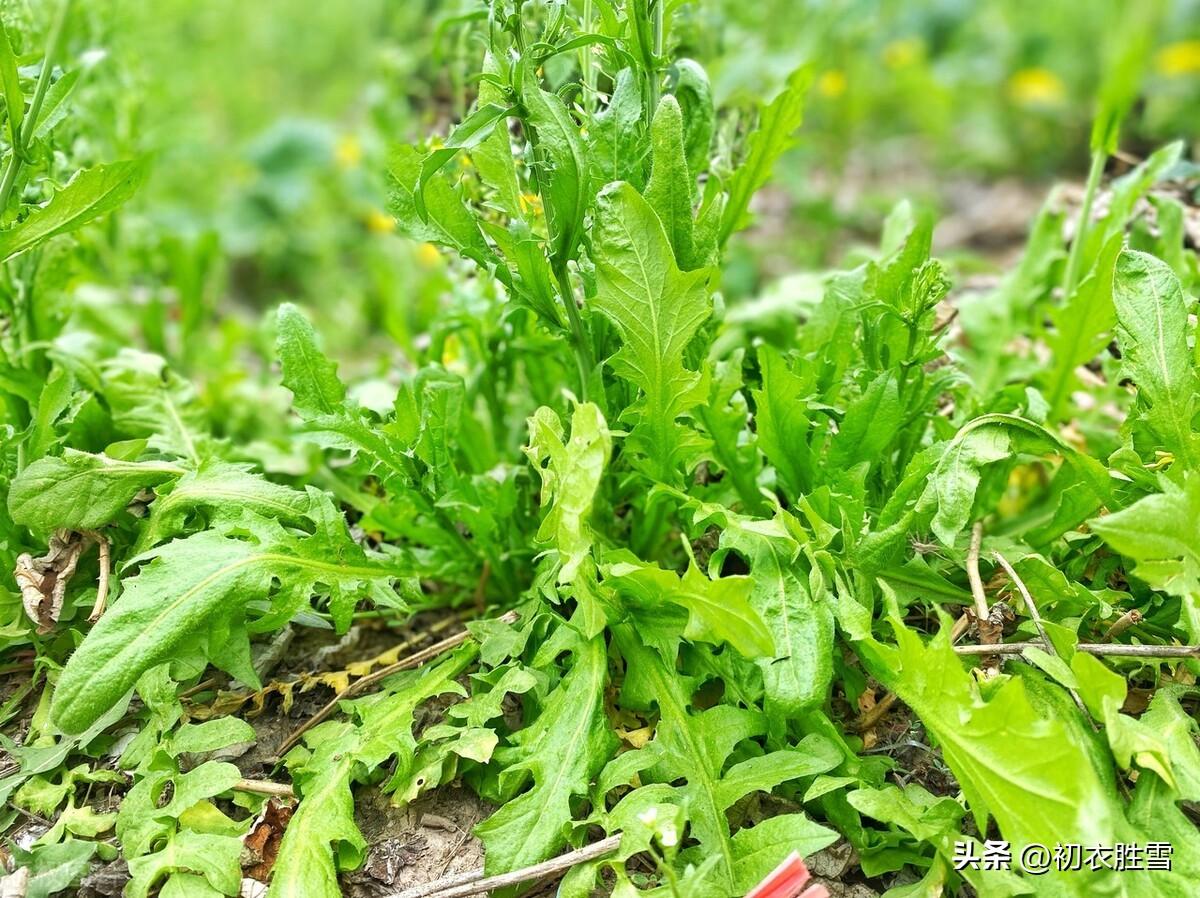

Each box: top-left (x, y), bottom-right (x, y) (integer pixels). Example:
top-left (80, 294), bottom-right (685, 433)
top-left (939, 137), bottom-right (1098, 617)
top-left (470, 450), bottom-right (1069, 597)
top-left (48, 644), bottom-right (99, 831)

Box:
top-left (744, 852), bottom-right (829, 898)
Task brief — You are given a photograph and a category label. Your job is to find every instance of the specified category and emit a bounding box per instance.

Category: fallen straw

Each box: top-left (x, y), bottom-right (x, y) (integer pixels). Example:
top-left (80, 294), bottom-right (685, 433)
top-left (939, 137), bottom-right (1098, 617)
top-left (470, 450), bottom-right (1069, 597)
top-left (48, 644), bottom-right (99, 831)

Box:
top-left (275, 610), bottom-right (519, 758)
top-left (1103, 608), bottom-right (1143, 641)
top-left (966, 522), bottom-right (1002, 677)
top-left (234, 778), bottom-right (294, 798)
top-left (87, 534), bottom-right (111, 623)
top-left (389, 833), bottom-right (622, 898)
top-left (992, 551), bottom-right (1095, 727)
top-left (953, 642), bottom-right (1200, 658)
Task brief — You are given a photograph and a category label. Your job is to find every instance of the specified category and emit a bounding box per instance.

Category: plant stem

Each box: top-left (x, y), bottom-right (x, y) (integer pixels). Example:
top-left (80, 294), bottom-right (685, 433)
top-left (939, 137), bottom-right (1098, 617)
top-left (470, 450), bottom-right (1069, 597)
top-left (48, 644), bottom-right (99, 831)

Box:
top-left (0, 0), bottom-right (72, 218)
top-left (580, 0), bottom-right (595, 115)
top-left (631, 492), bottom-right (669, 559)
top-left (657, 848), bottom-right (684, 898)
top-left (1103, 609), bottom-right (1143, 641)
top-left (519, 88), bottom-right (593, 400)
top-left (0, 142), bottom-right (21, 217)
top-left (87, 533), bottom-right (110, 622)
top-left (965, 523), bottom-right (990, 624)
top-left (555, 263), bottom-right (594, 400)
top-left (966, 521), bottom-right (1001, 678)
top-left (649, 0), bottom-right (665, 114)
top-left (1061, 147), bottom-right (1106, 298)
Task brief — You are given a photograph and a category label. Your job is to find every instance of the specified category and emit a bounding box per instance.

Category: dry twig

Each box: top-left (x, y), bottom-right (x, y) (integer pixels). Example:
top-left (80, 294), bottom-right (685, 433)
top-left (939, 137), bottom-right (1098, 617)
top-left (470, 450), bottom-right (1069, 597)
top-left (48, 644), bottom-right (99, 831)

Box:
top-left (1103, 609), bottom-right (1143, 641)
top-left (852, 692), bottom-right (899, 734)
top-left (88, 533), bottom-right (111, 622)
top-left (992, 551), bottom-right (1095, 727)
top-left (389, 834), bottom-right (622, 898)
top-left (275, 610), bottom-right (519, 758)
top-left (953, 643), bottom-right (1200, 658)
top-left (967, 522), bottom-right (1001, 676)
top-left (182, 617), bottom-right (451, 701)
top-left (234, 779), bottom-right (295, 798)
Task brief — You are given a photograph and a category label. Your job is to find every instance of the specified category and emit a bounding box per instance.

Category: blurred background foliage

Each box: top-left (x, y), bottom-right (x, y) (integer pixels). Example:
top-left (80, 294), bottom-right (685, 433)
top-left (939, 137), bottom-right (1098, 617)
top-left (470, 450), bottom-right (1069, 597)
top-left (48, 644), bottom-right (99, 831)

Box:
top-left (3, 0), bottom-right (1199, 419)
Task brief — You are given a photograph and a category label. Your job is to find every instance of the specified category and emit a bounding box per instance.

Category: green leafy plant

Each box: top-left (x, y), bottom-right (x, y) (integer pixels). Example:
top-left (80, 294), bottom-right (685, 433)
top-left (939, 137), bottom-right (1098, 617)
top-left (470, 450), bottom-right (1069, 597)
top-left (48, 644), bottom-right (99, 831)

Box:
top-left (4, 2), bottom-right (1200, 897)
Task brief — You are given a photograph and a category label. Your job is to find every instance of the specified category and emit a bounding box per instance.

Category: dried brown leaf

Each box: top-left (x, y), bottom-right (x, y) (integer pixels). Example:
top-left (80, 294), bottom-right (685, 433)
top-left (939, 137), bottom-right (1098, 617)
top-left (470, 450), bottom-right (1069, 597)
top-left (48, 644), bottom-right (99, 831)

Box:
top-left (242, 798), bottom-right (294, 881)
top-left (15, 530), bottom-right (87, 634)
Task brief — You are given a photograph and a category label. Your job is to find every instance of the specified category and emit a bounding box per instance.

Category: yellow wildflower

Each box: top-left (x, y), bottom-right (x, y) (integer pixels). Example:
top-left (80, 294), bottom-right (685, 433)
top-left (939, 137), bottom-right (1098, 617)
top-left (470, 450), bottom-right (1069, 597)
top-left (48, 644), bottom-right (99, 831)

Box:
top-left (1156, 40), bottom-right (1200, 77)
top-left (335, 134), bottom-right (362, 169)
top-left (817, 69), bottom-right (847, 98)
top-left (883, 38), bottom-right (922, 69)
top-left (998, 464), bottom-right (1041, 518)
top-left (518, 192), bottom-right (543, 217)
top-left (365, 210), bottom-right (395, 233)
top-left (1007, 67), bottom-right (1067, 106)
top-left (441, 332), bottom-right (467, 374)
top-left (415, 242), bottom-right (442, 266)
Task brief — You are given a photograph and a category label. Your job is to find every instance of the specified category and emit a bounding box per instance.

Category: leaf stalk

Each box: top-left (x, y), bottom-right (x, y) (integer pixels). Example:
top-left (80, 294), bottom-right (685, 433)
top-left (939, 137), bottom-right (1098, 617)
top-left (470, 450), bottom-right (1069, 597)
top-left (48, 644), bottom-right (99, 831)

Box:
top-left (1061, 147), bottom-right (1106, 299)
top-left (0, 0), bottom-right (73, 219)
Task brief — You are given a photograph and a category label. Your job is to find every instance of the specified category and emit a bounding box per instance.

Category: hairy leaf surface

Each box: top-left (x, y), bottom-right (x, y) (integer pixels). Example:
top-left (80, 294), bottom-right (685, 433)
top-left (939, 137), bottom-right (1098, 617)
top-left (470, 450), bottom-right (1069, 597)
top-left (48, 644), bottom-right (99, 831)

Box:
top-left (0, 158), bottom-right (150, 262)
top-left (1112, 250), bottom-right (1199, 470)
top-left (51, 508), bottom-right (408, 734)
top-left (591, 182), bottom-right (711, 480)
top-left (9, 450), bottom-right (183, 533)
